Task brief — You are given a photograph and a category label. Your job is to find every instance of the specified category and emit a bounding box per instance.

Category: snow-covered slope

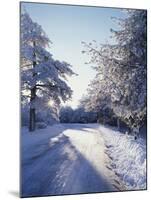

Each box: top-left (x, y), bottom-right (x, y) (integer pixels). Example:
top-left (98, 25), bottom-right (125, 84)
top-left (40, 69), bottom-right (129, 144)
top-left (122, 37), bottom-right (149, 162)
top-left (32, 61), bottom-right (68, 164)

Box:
top-left (99, 125), bottom-right (146, 190)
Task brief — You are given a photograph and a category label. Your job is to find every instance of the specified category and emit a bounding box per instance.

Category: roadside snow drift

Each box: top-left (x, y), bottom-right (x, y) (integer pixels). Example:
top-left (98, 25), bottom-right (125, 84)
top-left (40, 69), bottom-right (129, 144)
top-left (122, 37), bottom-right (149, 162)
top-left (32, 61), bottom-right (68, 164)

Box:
top-left (99, 125), bottom-right (146, 190)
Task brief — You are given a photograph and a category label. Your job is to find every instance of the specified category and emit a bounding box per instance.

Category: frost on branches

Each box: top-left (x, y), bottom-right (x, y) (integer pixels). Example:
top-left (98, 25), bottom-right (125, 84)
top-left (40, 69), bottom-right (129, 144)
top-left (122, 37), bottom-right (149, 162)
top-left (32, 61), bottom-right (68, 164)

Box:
top-left (82, 10), bottom-right (147, 134)
top-left (21, 12), bottom-right (75, 131)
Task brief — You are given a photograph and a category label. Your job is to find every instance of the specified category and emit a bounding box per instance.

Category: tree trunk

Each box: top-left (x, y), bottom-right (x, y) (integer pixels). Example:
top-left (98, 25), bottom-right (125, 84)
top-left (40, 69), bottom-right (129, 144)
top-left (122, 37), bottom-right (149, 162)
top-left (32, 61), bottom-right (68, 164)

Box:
top-left (97, 112), bottom-right (100, 123)
top-left (29, 41), bottom-right (36, 132)
top-left (103, 117), bottom-right (105, 125)
top-left (117, 118), bottom-right (120, 131)
top-left (29, 108), bottom-right (36, 131)
top-left (29, 87), bottom-right (36, 132)
top-left (103, 109), bottom-right (105, 125)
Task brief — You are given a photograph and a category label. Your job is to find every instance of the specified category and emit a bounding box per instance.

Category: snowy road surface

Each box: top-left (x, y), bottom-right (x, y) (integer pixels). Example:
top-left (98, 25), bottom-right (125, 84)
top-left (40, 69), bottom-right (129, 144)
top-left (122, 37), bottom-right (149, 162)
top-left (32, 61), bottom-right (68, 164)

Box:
top-left (21, 123), bottom-right (125, 197)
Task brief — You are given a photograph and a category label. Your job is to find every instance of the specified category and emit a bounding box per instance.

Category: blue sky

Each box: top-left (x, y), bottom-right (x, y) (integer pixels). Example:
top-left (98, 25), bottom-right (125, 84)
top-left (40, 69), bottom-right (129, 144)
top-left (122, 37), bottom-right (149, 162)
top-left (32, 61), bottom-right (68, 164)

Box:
top-left (21, 2), bottom-right (126, 108)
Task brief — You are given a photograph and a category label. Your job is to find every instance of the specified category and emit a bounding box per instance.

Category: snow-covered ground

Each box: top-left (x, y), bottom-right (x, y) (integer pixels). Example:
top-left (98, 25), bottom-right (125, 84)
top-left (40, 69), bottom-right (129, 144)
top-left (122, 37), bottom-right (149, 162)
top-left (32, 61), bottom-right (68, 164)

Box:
top-left (21, 123), bottom-right (146, 197)
top-left (99, 125), bottom-right (146, 190)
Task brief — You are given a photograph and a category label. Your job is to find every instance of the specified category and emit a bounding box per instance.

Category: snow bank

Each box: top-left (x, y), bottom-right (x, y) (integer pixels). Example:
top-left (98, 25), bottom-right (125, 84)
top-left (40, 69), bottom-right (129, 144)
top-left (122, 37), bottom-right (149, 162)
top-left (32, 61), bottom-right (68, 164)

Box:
top-left (99, 125), bottom-right (146, 190)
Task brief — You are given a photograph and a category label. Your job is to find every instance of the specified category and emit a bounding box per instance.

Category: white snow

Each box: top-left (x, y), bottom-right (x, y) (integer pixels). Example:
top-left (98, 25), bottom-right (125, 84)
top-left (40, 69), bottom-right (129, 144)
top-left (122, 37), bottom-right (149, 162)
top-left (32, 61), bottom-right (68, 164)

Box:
top-left (21, 123), bottom-right (146, 197)
top-left (98, 125), bottom-right (146, 190)
top-left (21, 124), bottom-right (66, 162)
top-left (21, 123), bottom-right (121, 197)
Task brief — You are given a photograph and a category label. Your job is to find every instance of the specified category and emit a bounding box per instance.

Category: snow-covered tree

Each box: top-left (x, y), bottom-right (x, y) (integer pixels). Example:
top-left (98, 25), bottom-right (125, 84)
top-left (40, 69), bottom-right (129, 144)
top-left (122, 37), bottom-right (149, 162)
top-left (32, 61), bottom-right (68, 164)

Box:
top-left (79, 82), bottom-right (116, 126)
top-left (21, 12), bottom-right (75, 131)
top-left (110, 10), bottom-right (147, 130)
top-left (59, 106), bottom-right (74, 123)
top-left (82, 9), bottom-right (147, 131)
top-left (59, 106), bottom-right (97, 123)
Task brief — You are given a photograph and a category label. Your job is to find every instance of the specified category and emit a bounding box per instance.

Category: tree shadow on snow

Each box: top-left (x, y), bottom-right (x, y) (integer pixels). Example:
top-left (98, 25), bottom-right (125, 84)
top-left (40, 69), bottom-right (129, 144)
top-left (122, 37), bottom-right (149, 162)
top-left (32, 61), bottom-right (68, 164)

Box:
top-left (21, 133), bottom-right (116, 198)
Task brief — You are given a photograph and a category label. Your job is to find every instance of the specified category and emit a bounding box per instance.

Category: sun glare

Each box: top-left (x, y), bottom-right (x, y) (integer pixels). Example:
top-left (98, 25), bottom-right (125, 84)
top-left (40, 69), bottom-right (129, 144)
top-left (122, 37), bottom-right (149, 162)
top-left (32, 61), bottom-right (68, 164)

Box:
top-left (48, 100), bottom-right (54, 107)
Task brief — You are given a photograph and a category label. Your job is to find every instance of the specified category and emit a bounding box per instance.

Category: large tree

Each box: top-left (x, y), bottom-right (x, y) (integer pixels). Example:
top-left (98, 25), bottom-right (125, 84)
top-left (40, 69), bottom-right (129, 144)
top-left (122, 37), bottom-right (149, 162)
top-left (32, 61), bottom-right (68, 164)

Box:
top-left (21, 12), bottom-right (75, 131)
top-left (82, 9), bottom-right (147, 131)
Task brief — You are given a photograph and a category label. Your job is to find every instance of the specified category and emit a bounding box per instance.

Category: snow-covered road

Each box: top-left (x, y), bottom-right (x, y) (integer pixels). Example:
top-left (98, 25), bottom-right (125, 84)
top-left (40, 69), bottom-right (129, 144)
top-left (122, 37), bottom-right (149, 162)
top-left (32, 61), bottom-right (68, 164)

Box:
top-left (21, 123), bottom-right (125, 197)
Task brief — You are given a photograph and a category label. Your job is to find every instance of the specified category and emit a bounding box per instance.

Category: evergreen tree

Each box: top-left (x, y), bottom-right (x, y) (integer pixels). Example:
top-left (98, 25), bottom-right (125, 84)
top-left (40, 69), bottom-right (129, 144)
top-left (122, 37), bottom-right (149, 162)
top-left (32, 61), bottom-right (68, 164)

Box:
top-left (21, 12), bottom-right (75, 131)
